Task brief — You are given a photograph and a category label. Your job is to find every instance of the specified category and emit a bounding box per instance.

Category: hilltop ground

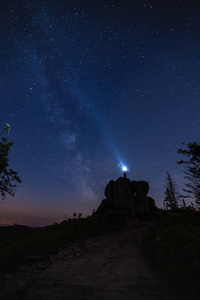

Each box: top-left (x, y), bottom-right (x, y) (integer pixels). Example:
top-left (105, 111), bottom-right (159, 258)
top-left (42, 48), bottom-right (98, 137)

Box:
top-left (0, 219), bottom-right (184, 300)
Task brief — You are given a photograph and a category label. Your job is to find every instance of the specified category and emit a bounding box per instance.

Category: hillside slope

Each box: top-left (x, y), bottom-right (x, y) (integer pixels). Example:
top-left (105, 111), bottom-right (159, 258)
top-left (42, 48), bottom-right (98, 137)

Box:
top-left (0, 221), bottom-right (183, 300)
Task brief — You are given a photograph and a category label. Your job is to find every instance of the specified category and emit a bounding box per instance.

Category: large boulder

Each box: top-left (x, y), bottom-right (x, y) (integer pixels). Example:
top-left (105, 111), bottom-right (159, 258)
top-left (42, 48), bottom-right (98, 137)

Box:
top-left (102, 177), bottom-right (135, 217)
top-left (132, 181), bottom-right (149, 214)
top-left (112, 177), bottom-right (135, 214)
top-left (96, 199), bottom-right (112, 215)
top-left (97, 177), bottom-right (157, 219)
top-left (147, 197), bottom-right (158, 213)
top-left (105, 180), bottom-right (115, 203)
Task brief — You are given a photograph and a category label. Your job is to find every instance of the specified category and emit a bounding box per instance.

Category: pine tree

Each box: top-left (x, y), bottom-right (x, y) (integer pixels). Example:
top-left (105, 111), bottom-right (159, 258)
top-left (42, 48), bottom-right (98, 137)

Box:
top-left (163, 172), bottom-right (179, 210)
top-left (177, 142), bottom-right (200, 208)
top-left (0, 124), bottom-right (21, 200)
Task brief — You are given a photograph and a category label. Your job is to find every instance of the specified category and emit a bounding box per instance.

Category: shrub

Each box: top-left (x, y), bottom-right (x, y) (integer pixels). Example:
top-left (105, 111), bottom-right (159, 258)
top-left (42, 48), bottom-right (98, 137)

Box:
top-left (145, 210), bottom-right (200, 298)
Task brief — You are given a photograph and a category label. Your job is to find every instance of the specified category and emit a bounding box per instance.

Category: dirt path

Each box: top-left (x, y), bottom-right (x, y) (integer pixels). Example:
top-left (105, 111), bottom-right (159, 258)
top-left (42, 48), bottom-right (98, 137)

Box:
top-left (0, 221), bottom-right (184, 300)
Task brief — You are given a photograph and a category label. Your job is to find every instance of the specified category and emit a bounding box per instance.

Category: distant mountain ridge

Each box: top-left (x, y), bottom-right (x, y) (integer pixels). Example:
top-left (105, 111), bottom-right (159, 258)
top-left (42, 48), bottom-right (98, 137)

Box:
top-left (0, 225), bottom-right (32, 240)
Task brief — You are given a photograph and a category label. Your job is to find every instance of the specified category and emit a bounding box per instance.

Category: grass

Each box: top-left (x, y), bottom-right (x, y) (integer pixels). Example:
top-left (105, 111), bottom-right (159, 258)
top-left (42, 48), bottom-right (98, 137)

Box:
top-left (143, 209), bottom-right (200, 299)
top-left (0, 211), bottom-right (127, 276)
top-left (1, 208), bottom-right (200, 299)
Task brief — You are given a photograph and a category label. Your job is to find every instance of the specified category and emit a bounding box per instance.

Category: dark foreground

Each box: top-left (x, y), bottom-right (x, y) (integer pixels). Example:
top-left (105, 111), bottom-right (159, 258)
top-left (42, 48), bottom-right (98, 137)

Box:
top-left (0, 220), bottom-right (183, 300)
top-left (0, 210), bottom-right (200, 299)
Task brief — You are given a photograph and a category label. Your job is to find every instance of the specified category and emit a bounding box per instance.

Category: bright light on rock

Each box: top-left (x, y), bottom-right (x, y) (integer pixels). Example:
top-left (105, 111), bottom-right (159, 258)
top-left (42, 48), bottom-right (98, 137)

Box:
top-left (122, 166), bottom-right (127, 172)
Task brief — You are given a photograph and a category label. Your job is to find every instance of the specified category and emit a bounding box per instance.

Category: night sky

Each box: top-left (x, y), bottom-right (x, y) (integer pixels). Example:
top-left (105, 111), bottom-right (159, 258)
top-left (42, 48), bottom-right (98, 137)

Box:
top-left (1, 0), bottom-right (200, 226)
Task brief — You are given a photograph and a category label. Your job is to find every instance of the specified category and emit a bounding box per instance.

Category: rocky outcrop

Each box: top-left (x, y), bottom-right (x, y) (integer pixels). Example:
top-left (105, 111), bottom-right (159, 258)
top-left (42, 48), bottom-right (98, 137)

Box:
top-left (109, 177), bottom-right (135, 212)
top-left (132, 181), bottom-right (149, 214)
top-left (97, 177), bottom-right (135, 217)
top-left (105, 180), bottom-right (115, 203)
top-left (97, 177), bottom-right (157, 218)
top-left (147, 197), bottom-right (158, 212)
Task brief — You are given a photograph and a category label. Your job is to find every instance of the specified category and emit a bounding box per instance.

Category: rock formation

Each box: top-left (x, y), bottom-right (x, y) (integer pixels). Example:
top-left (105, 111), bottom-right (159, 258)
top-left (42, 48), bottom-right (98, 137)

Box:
top-left (106, 177), bottom-right (135, 212)
top-left (147, 197), bottom-right (157, 212)
top-left (132, 181), bottom-right (149, 214)
top-left (97, 177), bottom-right (157, 218)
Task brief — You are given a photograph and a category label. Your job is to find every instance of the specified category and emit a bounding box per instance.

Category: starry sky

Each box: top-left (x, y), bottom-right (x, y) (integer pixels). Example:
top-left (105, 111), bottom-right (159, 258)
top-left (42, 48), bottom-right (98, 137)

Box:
top-left (0, 0), bottom-right (200, 226)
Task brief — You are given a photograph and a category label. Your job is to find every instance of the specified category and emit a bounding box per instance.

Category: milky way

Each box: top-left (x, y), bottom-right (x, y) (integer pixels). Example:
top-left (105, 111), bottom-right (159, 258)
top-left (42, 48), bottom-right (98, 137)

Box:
top-left (0, 0), bottom-right (200, 226)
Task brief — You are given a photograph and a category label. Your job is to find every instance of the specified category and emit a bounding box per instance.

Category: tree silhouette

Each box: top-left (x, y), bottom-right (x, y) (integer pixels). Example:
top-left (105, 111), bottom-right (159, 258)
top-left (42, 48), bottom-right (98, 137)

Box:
top-left (0, 124), bottom-right (21, 200)
top-left (78, 213), bottom-right (82, 219)
top-left (163, 172), bottom-right (179, 210)
top-left (177, 142), bottom-right (200, 207)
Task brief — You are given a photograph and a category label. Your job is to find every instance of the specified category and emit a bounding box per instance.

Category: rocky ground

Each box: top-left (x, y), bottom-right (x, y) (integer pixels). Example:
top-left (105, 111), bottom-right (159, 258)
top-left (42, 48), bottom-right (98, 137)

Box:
top-left (0, 221), bottom-right (185, 300)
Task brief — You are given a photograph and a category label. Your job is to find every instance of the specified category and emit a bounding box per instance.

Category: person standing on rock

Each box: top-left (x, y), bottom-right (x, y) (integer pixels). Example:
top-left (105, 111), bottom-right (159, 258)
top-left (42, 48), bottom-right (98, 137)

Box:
top-left (122, 166), bottom-right (128, 178)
